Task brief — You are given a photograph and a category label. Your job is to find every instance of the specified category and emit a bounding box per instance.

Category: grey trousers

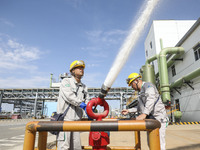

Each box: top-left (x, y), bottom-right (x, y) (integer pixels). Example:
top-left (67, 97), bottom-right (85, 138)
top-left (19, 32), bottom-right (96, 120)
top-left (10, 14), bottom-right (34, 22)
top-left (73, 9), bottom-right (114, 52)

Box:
top-left (57, 131), bottom-right (82, 150)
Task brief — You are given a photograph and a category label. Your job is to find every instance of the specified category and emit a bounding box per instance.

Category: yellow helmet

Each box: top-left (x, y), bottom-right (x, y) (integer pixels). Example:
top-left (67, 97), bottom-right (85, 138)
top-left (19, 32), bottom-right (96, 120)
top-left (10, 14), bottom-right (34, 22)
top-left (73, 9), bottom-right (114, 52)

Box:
top-left (126, 73), bottom-right (142, 86)
top-left (70, 60), bottom-right (85, 72)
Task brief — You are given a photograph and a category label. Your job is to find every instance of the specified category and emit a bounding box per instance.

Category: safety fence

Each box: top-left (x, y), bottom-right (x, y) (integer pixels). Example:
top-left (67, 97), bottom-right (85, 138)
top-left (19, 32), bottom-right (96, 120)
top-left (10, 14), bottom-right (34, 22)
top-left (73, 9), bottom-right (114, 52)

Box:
top-left (23, 119), bottom-right (161, 150)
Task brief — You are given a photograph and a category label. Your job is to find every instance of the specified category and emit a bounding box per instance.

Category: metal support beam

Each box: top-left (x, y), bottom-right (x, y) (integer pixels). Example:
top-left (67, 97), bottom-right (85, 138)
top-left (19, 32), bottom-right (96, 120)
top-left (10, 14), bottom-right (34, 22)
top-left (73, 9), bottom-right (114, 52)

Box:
top-left (34, 93), bottom-right (38, 119)
top-left (0, 92), bottom-right (2, 112)
top-left (20, 100), bottom-right (22, 116)
top-left (173, 88), bottom-right (181, 95)
top-left (184, 81), bottom-right (194, 90)
top-left (172, 58), bottom-right (183, 61)
top-left (120, 92), bottom-right (123, 111)
top-left (170, 94), bottom-right (174, 98)
top-left (0, 87), bottom-right (133, 117)
top-left (41, 100), bottom-right (45, 117)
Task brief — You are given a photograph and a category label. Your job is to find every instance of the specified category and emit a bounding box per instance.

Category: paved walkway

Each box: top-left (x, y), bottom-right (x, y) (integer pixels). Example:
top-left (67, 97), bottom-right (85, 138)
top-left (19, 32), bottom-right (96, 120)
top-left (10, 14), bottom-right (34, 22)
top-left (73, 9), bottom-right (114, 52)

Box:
top-left (1, 119), bottom-right (200, 150)
top-left (80, 124), bottom-right (200, 150)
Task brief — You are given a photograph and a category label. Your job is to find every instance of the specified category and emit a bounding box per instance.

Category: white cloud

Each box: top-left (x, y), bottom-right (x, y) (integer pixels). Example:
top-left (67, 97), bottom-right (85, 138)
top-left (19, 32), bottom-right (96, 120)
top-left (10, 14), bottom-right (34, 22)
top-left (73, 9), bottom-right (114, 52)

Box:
top-left (82, 72), bottom-right (103, 87)
top-left (104, 29), bottom-right (127, 36)
top-left (85, 29), bottom-right (127, 44)
top-left (0, 35), bottom-right (41, 71)
top-left (0, 76), bottom-right (50, 88)
top-left (0, 61), bottom-right (37, 71)
top-left (0, 18), bottom-right (14, 27)
top-left (83, 29), bottom-right (127, 58)
top-left (0, 35), bottom-right (48, 88)
top-left (87, 63), bottom-right (100, 68)
top-left (81, 47), bottom-right (108, 58)
top-left (65, 0), bottom-right (83, 9)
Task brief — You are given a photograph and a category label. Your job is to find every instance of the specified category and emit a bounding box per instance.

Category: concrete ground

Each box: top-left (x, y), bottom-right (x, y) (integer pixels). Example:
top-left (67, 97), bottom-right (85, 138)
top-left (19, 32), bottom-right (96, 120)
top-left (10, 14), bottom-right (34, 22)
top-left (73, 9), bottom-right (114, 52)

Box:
top-left (80, 124), bottom-right (200, 150)
top-left (1, 119), bottom-right (200, 150)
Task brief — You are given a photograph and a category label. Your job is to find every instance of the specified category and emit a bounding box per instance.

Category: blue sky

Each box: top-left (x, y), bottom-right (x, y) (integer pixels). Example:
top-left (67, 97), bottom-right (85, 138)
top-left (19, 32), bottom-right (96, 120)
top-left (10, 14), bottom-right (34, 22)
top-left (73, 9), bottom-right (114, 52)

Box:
top-left (0, 0), bottom-right (199, 89)
top-left (0, 0), bottom-right (200, 114)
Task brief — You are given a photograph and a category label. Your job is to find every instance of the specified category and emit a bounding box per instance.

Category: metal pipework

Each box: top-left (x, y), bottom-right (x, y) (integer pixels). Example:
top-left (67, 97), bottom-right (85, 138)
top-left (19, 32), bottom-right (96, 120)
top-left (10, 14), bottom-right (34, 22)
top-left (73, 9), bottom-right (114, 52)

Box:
top-left (159, 44), bottom-right (184, 104)
top-left (50, 73), bottom-right (53, 88)
top-left (145, 55), bottom-right (158, 66)
top-left (170, 67), bottom-right (200, 89)
top-left (140, 64), bottom-right (156, 85)
top-left (23, 120), bottom-right (161, 150)
top-left (24, 119), bottom-right (161, 132)
top-left (143, 39), bottom-right (184, 105)
top-left (99, 84), bottom-right (110, 99)
top-left (167, 51), bottom-right (185, 68)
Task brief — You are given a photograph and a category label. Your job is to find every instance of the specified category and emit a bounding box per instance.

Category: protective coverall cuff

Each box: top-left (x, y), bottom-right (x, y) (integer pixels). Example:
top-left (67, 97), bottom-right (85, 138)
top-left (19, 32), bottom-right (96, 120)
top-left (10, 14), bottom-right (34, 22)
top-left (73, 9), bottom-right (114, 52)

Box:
top-left (143, 109), bottom-right (150, 115)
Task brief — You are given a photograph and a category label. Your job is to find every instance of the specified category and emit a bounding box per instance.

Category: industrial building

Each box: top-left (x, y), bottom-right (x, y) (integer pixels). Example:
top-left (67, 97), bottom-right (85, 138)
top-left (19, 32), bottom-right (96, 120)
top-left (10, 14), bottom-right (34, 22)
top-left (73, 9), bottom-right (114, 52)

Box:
top-left (144, 18), bottom-right (200, 122)
top-left (1, 19), bottom-right (200, 123)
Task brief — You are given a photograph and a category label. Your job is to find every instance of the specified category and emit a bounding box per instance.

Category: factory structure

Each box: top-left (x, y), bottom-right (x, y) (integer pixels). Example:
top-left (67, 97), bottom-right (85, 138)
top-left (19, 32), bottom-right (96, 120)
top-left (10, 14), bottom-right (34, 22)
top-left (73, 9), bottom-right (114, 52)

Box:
top-left (0, 19), bottom-right (200, 122)
top-left (144, 18), bottom-right (200, 122)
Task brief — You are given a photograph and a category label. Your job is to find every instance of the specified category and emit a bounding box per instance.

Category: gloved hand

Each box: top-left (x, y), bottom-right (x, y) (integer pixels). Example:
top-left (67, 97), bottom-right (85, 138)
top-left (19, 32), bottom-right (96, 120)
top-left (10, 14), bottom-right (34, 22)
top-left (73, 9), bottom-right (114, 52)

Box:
top-left (85, 108), bottom-right (93, 121)
top-left (79, 102), bottom-right (87, 111)
top-left (80, 102), bottom-right (94, 120)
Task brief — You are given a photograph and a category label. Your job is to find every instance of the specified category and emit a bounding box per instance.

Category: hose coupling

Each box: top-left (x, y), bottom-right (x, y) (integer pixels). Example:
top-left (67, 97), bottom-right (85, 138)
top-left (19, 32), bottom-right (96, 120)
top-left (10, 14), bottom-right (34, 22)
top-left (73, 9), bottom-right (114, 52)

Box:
top-left (99, 84), bottom-right (110, 99)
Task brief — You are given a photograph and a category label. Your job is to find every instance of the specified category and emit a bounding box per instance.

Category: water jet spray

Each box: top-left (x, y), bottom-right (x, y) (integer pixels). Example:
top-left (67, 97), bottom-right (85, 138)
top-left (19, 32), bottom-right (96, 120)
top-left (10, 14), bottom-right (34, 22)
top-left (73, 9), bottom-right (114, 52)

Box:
top-left (99, 0), bottom-right (160, 99)
top-left (86, 1), bottom-right (160, 149)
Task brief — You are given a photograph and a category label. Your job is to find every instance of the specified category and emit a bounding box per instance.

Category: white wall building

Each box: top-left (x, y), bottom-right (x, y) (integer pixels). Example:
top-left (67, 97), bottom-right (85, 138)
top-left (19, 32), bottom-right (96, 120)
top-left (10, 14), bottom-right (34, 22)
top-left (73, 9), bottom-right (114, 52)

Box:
top-left (145, 20), bottom-right (196, 73)
top-left (145, 19), bottom-right (200, 122)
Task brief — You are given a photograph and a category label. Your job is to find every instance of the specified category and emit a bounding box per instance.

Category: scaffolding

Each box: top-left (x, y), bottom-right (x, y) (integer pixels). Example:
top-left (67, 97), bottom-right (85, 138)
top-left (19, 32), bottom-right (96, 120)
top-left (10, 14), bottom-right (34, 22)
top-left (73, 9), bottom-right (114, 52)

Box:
top-left (0, 87), bottom-right (134, 118)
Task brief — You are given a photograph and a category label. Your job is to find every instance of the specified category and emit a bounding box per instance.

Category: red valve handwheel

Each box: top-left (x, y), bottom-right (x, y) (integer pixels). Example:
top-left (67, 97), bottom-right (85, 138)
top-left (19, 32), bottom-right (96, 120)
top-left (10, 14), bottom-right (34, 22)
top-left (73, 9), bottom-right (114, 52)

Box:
top-left (86, 97), bottom-right (109, 121)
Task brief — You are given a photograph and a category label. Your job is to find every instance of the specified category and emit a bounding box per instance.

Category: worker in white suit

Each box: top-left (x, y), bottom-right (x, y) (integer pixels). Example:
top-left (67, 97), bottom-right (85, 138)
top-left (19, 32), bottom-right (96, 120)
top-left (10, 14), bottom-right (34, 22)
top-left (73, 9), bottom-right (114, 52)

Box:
top-left (121, 73), bottom-right (168, 150)
top-left (57, 60), bottom-right (90, 150)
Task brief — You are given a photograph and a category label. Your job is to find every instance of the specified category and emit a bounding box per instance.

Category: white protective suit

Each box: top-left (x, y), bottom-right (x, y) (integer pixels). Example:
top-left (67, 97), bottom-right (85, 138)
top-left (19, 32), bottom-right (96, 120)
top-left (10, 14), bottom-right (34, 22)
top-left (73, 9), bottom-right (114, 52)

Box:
top-left (128, 82), bottom-right (168, 150)
top-left (57, 76), bottom-right (90, 150)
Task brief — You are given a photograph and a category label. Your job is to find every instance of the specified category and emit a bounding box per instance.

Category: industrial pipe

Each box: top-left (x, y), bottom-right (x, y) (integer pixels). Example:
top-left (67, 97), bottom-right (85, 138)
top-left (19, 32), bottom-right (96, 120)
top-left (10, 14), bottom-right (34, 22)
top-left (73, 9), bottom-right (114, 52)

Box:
top-left (50, 73), bottom-right (53, 88)
top-left (170, 67), bottom-right (200, 89)
top-left (38, 132), bottom-right (47, 150)
top-left (23, 120), bottom-right (161, 150)
top-left (167, 51), bottom-right (184, 68)
top-left (142, 39), bottom-right (184, 106)
top-left (99, 84), bottom-right (110, 99)
top-left (159, 46), bottom-right (184, 104)
top-left (140, 64), bottom-right (156, 85)
top-left (145, 55), bottom-right (158, 66)
top-left (24, 119), bottom-right (160, 133)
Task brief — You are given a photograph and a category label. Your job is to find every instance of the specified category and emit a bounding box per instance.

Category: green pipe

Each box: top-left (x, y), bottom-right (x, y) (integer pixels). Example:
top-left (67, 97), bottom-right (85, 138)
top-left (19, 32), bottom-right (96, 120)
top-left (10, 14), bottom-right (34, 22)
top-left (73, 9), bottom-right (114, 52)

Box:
top-left (159, 47), bottom-right (184, 104)
top-left (170, 67), bottom-right (200, 88)
top-left (141, 64), bottom-right (156, 85)
top-left (144, 39), bottom-right (184, 104)
top-left (143, 54), bottom-right (158, 85)
top-left (166, 36), bottom-right (184, 68)
top-left (145, 55), bottom-right (158, 65)
top-left (167, 53), bottom-right (184, 68)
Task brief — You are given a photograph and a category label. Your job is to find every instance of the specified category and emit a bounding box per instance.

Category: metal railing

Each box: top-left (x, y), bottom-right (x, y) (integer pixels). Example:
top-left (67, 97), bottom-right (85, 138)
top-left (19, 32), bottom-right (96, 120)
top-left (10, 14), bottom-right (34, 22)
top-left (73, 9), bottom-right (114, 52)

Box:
top-left (23, 119), bottom-right (161, 150)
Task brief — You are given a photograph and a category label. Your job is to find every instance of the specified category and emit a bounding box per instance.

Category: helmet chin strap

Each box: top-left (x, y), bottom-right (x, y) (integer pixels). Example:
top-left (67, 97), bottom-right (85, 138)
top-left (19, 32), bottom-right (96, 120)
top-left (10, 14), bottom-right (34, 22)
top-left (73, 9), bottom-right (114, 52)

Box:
top-left (134, 80), bottom-right (140, 91)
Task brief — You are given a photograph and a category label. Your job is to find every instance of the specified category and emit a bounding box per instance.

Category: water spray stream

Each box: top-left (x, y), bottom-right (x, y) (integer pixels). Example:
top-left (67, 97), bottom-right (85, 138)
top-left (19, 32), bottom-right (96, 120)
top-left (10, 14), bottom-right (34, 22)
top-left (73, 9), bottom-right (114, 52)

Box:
top-left (99, 0), bottom-right (160, 98)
